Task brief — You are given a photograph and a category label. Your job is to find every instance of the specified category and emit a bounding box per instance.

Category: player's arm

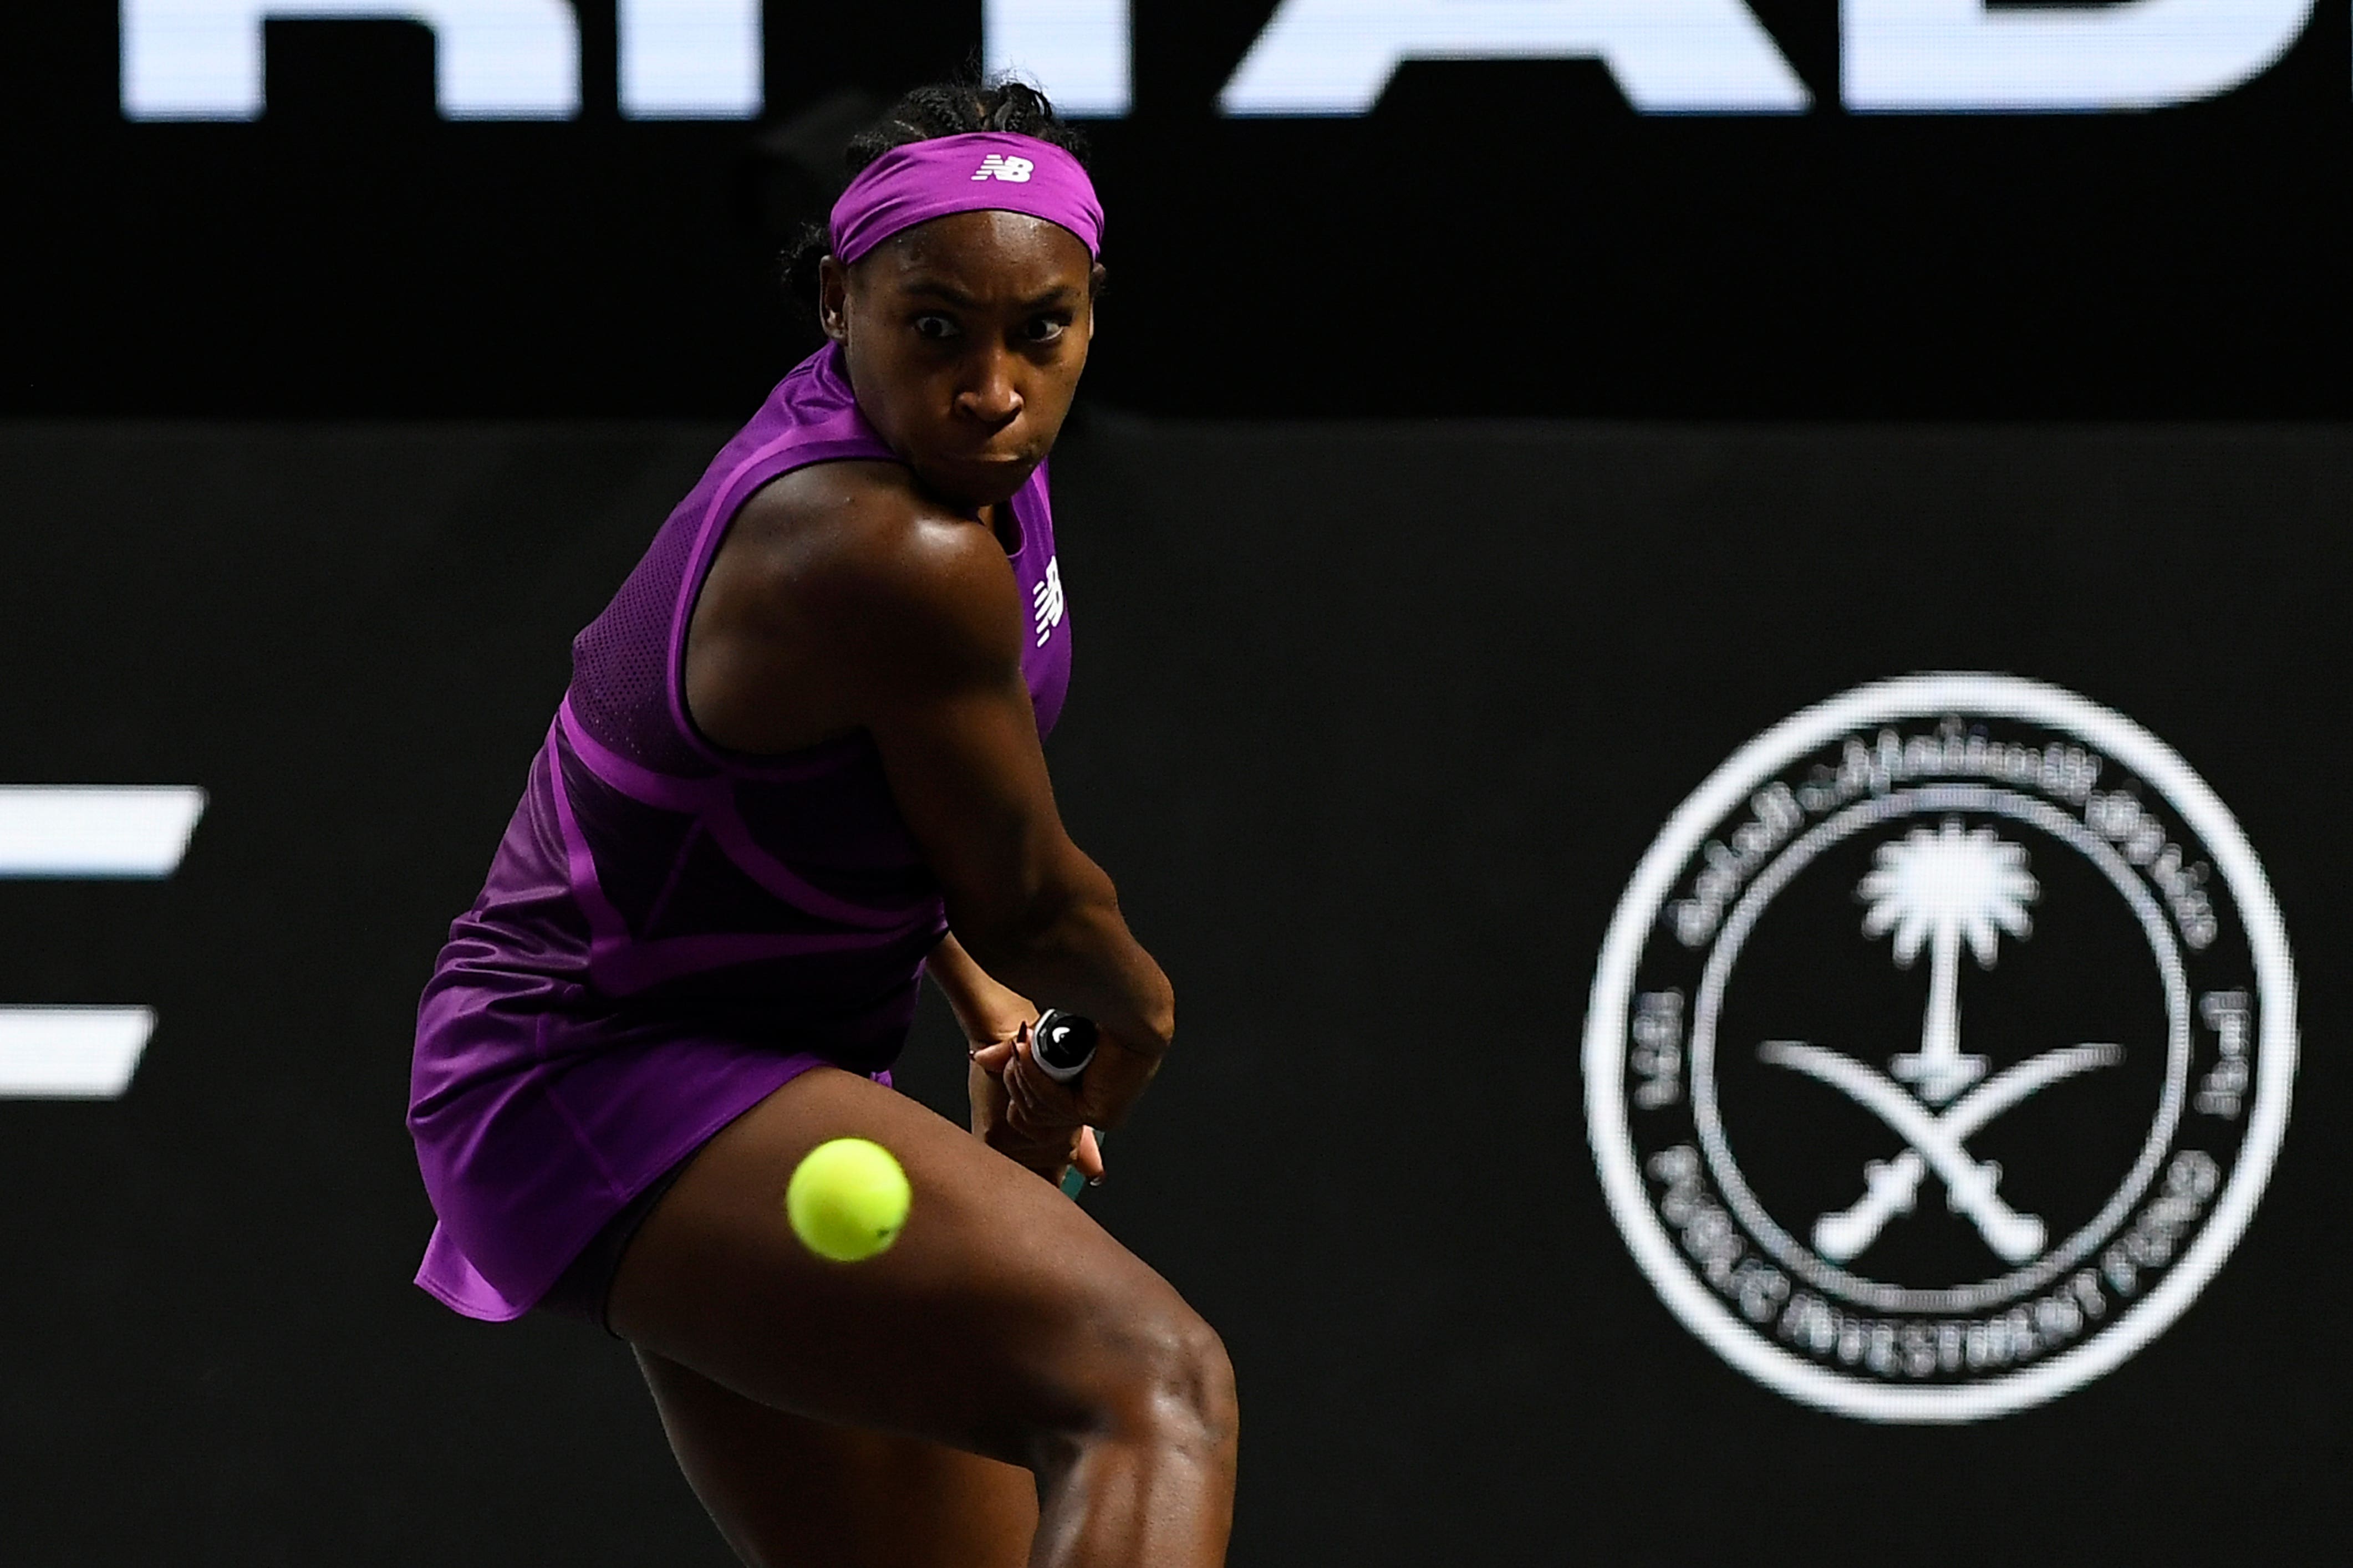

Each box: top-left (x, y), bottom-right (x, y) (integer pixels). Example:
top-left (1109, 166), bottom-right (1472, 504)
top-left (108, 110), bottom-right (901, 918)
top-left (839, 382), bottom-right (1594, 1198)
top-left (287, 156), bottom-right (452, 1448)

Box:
top-left (836, 508), bottom-right (1175, 1109)
top-left (927, 930), bottom-right (1036, 1050)
top-left (689, 467), bottom-right (1173, 1127)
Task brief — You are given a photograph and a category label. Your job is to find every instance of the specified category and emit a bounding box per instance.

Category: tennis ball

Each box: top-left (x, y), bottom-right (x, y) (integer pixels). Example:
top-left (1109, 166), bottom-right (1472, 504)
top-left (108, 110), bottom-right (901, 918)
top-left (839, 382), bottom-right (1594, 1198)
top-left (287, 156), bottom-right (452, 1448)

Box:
top-left (785, 1137), bottom-right (911, 1262)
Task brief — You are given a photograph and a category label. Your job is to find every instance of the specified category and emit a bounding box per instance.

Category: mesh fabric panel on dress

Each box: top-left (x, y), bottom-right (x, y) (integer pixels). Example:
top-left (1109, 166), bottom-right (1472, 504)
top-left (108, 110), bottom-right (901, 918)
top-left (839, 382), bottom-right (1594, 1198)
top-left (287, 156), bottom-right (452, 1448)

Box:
top-left (568, 508), bottom-right (711, 778)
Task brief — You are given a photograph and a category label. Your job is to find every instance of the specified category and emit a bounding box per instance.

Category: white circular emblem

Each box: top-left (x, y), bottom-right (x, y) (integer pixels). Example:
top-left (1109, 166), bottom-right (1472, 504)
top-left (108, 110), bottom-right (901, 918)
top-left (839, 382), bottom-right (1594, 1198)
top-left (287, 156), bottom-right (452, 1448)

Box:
top-left (1585, 674), bottom-right (2296, 1422)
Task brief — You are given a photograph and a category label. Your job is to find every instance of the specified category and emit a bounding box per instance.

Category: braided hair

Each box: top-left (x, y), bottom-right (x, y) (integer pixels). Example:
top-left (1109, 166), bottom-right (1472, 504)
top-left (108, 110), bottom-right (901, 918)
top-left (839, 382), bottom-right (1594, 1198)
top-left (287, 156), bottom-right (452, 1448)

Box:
top-left (781, 80), bottom-right (1093, 311)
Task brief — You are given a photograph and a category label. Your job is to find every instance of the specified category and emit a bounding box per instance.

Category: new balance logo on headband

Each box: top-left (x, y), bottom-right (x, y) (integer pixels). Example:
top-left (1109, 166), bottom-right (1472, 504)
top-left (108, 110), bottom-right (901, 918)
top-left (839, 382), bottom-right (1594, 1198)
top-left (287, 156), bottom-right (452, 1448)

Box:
top-left (972, 154), bottom-right (1035, 183)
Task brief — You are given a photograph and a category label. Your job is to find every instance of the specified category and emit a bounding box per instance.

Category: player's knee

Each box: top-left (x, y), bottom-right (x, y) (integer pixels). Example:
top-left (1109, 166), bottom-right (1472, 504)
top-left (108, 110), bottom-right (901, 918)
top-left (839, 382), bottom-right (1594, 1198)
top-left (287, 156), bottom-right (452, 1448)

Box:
top-left (1101, 1301), bottom-right (1237, 1460)
top-left (1162, 1314), bottom-right (1239, 1457)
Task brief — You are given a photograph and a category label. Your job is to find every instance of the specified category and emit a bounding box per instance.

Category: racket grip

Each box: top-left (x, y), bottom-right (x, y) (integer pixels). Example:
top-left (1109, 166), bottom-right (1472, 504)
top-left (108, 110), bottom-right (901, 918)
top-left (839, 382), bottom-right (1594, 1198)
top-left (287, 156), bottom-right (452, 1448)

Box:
top-left (1031, 1010), bottom-right (1099, 1199)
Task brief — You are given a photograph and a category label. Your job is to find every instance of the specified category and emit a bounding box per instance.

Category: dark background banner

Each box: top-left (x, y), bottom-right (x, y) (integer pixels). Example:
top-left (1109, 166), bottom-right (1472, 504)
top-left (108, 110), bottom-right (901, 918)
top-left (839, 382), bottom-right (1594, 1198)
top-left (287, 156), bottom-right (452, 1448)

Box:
top-left (1, 420), bottom-right (2340, 1561)
top-left (7, 3), bottom-right (2351, 420)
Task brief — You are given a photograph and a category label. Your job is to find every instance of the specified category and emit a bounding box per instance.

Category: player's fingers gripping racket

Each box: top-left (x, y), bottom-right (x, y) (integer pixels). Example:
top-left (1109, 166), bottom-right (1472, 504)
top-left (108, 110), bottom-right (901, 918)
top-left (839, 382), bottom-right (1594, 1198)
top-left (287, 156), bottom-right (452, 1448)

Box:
top-left (1028, 1008), bottom-right (1101, 1198)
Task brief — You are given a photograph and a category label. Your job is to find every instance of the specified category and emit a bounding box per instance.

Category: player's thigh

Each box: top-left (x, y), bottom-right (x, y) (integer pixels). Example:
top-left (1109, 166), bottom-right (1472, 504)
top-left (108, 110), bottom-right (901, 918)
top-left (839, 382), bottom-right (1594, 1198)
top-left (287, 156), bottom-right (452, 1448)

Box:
top-left (607, 1065), bottom-right (1218, 1468)
top-left (637, 1346), bottom-right (1035, 1568)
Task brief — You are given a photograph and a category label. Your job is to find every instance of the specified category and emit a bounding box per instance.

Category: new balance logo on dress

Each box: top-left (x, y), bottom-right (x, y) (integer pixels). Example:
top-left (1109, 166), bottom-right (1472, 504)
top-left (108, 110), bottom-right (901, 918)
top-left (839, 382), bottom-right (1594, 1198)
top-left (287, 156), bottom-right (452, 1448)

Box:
top-left (1032, 559), bottom-right (1065, 647)
top-left (973, 155), bottom-right (1035, 183)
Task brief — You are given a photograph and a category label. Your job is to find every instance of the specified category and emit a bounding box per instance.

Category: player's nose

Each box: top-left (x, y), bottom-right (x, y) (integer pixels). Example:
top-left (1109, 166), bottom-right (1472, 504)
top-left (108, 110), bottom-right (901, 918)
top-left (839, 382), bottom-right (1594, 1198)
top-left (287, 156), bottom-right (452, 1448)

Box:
top-left (955, 345), bottom-right (1022, 425)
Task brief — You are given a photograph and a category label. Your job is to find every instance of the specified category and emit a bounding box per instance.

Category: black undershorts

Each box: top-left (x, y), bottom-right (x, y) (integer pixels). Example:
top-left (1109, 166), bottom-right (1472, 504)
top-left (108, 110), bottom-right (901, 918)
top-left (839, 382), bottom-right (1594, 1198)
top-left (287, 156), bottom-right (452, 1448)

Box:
top-left (535, 1158), bottom-right (692, 1335)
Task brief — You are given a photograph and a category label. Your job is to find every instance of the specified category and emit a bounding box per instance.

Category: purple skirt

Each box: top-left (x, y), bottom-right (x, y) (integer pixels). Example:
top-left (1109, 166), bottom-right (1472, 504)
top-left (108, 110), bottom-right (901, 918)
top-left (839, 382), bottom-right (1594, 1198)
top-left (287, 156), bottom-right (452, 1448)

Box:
top-left (410, 964), bottom-right (903, 1321)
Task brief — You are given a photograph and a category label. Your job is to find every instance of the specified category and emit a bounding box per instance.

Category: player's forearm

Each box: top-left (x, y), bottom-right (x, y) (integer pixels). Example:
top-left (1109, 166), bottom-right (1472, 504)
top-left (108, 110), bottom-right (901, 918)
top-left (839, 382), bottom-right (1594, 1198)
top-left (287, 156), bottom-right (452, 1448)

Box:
top-left (951, 866), bottom-right (1174, 1058)
top-left (1027, 901), bottom-right (1175, 1059)
top-left (926, 930), bottom-right (1035, 1037)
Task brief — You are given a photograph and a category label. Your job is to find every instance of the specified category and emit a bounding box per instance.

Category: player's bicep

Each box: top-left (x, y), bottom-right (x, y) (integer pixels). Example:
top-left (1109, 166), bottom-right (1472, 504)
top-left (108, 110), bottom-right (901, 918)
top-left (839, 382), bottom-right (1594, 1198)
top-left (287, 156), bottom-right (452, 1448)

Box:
top-left (839, 528), bottom-right (1076, 936)
top-left (870, 670), bottom-right (1072, 928)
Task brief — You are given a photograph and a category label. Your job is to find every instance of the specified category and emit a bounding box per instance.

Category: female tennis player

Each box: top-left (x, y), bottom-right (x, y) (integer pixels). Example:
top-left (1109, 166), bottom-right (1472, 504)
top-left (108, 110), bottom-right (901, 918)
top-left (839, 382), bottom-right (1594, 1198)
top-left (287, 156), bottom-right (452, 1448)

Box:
top-left (407, 81), bottom-right (1236, 1566)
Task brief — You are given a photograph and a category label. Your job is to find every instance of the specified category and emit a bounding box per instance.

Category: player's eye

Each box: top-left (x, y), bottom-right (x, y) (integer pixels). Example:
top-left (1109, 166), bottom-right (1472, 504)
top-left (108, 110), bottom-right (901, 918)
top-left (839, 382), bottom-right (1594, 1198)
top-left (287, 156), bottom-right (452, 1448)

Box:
top-left (912, 314), bottom-right (960, 341)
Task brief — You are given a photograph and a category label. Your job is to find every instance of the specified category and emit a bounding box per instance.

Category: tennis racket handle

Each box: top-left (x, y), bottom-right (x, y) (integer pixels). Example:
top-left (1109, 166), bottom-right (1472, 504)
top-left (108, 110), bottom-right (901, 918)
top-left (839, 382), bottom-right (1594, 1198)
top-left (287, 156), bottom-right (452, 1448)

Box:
top-left (1031, 1009), bottom-right (1098, 1084)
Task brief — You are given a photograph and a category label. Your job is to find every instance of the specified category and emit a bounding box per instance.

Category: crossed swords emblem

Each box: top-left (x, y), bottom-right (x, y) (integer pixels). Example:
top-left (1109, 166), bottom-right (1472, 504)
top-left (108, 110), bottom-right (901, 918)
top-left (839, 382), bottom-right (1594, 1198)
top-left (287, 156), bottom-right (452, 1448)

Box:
top-left (1759, 821), bottom-right (2120, 1265)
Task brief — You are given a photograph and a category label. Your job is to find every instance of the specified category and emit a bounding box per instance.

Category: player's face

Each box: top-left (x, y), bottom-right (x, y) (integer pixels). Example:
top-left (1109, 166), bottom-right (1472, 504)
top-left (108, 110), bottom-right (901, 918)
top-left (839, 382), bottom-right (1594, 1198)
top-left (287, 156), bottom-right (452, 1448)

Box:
top-left (823, 211), bottom-right (1101, 512)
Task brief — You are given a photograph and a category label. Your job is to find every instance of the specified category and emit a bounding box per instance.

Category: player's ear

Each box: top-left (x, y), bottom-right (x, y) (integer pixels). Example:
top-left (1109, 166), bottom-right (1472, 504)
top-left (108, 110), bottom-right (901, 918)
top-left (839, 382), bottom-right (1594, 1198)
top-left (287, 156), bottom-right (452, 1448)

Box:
top-left (1082, 263), bottom-right (1107, 340)
top-left (819, 255), bottom-right (850, 344)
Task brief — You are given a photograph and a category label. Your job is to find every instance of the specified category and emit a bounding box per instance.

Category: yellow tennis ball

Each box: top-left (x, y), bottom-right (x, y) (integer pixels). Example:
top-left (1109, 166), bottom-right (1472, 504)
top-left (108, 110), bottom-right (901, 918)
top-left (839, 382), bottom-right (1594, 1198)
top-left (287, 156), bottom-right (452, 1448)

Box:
top-left (785, 1137), bottom-right (911, 1262)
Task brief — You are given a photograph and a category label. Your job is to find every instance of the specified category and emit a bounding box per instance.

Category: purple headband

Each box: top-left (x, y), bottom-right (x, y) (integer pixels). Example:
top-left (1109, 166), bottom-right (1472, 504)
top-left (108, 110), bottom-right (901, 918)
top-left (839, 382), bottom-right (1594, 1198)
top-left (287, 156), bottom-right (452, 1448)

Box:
top-left (828, 132), bottom-right (1104, 268)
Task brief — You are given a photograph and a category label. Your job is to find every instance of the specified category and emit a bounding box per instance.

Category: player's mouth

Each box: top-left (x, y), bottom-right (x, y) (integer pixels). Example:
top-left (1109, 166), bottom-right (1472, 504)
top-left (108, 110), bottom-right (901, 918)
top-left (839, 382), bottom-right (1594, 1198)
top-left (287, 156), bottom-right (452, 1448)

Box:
top-left (933, 442), bottom-right (1040, 474)
top-left (918, 447), bottom-right (1038, 505)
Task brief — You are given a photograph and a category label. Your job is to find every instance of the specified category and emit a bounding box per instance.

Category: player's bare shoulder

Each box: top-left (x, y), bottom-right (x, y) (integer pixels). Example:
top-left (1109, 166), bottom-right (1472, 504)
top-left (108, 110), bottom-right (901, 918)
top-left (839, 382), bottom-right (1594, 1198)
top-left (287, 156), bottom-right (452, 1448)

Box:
top-left (686, 459), bottom-right (1027, 752)
top-left (759, 461), bottom-right (1022, 641)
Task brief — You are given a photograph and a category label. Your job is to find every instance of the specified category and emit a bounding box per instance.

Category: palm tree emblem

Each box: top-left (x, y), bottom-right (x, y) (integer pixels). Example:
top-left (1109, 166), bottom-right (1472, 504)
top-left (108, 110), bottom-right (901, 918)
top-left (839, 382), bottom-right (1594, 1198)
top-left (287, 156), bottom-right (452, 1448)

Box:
top-left (1858, 820), bottom-right (2038, 1105)
top-left (1756, 819), bottom-right (2115, 1265)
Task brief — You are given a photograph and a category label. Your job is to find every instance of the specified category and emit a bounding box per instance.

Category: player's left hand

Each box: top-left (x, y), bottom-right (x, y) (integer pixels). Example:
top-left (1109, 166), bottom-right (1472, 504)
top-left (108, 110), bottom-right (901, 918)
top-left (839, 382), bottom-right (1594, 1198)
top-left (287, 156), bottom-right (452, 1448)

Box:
top-left (972, 1026), bottom-right (1104, 1186)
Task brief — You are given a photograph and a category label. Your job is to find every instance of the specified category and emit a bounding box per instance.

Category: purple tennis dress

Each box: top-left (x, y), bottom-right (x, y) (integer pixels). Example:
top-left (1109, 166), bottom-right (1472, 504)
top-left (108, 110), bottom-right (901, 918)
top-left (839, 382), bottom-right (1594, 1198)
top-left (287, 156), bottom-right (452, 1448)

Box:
top-left (409, 342), bottom-right (1072, 1320)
